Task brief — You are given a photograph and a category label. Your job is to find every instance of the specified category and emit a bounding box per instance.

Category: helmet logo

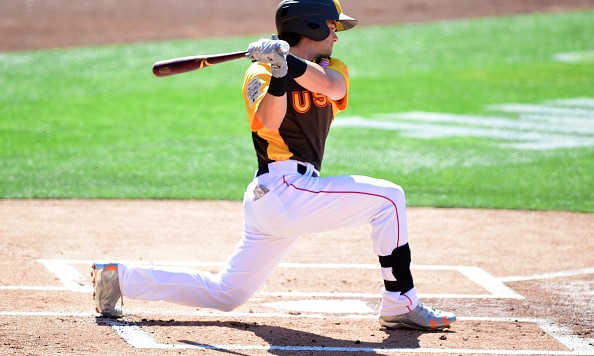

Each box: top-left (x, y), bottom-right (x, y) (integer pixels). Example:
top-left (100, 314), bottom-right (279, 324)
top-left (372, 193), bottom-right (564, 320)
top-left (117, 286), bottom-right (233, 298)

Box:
top-left (333, 0), bottom-right (343, 14)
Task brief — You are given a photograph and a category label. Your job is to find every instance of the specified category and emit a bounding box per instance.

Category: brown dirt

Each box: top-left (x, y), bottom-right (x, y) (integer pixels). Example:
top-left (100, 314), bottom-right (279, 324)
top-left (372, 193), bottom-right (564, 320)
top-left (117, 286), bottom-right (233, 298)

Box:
top-left (1, 1), bottom-right (593, 355)
top-left (2, 0), bottom-right (594, 51)
top-left (0, 200), bottom-right (593, 355)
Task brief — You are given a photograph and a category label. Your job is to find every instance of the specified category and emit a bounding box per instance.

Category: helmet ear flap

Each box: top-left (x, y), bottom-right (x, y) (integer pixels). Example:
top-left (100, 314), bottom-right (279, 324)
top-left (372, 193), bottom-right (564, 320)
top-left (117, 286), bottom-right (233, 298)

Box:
top-left (279, 32), bottom-right (302, 46)
top-left (307, 22), bottom-right (321, 31)
top-left (305, 21), bottom-right (329, 41)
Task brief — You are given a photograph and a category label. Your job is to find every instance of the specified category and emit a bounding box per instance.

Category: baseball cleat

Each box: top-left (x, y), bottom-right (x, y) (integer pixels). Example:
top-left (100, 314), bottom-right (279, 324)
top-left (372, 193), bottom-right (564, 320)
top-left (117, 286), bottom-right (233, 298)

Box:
top-left (379, 302), bottom-right (456, 330)
top-left (91, 263), bottom-right (123, 318)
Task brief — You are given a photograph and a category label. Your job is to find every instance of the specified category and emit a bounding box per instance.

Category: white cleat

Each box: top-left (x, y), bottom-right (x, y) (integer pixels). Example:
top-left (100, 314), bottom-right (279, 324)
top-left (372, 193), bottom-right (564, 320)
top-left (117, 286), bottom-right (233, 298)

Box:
top-left (91, 263), bottom-right (123, 318)
top-left (379, 302), bottom-right (456, 330)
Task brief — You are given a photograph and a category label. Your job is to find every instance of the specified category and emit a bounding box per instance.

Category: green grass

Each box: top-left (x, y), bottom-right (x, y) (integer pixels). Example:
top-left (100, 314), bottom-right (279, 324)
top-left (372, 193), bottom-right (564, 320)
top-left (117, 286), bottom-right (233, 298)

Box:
top-left (1, 11), bottom-right (593, 212)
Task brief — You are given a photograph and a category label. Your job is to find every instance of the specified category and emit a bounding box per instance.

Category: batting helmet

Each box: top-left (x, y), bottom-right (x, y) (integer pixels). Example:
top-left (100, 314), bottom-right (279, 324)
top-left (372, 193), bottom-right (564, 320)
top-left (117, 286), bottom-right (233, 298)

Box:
top-left (275, 0), bottom-right (358, 42)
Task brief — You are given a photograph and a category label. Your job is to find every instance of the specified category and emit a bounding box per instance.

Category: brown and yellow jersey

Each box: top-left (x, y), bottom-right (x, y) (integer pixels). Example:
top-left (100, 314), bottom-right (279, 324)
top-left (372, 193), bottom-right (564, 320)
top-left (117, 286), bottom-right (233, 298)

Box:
top-left (242, 58), bottom-right (349, 172)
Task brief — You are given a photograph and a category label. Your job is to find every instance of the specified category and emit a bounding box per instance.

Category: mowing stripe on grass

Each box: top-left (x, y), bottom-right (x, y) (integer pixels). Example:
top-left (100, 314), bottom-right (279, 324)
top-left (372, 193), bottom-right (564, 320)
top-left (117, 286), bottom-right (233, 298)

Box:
top-left (334, 97), bottom-right (594, 150)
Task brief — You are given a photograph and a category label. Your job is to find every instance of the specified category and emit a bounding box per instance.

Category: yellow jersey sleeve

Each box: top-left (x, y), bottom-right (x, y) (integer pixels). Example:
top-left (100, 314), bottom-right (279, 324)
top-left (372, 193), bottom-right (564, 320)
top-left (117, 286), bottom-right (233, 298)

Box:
top-left (323, 57), bottom-right (349, 116)
top-left (242, 62), bottom-right (272, 131)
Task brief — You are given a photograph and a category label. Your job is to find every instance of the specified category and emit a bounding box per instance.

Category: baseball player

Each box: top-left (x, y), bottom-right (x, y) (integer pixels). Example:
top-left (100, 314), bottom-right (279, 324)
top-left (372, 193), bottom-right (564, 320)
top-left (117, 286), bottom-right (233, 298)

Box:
top-left (92, 0), bottom-right (456, 331)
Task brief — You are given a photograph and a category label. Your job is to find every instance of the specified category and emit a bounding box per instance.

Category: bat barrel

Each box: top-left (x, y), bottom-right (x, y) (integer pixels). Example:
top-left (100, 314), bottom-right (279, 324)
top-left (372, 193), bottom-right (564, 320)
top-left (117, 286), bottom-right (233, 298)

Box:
top-left (152, 51), bottom-right (248, 77)
top-left (153, 57), bottom-right (199, 77)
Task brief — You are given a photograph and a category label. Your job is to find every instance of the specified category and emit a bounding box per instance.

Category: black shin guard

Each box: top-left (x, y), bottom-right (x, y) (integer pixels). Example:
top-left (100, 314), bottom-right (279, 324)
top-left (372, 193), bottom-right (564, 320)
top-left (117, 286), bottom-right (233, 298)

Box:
top-left (378, 243), bottom-right (414, 294)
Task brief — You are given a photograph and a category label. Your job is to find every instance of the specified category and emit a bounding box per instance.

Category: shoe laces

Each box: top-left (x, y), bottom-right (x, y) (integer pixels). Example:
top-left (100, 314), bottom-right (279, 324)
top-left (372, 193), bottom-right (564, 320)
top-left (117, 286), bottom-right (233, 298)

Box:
top-left (418, 302), bottom-right (442, 317)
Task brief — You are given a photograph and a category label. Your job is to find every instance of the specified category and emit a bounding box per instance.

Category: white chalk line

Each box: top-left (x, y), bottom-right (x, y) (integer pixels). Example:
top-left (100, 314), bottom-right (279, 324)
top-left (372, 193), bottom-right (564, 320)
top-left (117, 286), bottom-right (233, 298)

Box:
top-left (2, 311), bottom-right (591, 354)
top-left (32, 259), bottom-right (523, 299)
top-left (500, 267), bottom-right (594, 283)
top-left (0, 285), bottom-right (86, 291)
top-left (5, 261), bottom-right (592, 297)
top-left (0, 285), bottom-right (514, 299)
top-left (0, 310), bottom-right (582, 323)
top-left (101, 316), bottom-right (594, 354)
top-left (3, 260), bottom-right (592, 353)
top-left (0, 311), bottom-right (97, 317)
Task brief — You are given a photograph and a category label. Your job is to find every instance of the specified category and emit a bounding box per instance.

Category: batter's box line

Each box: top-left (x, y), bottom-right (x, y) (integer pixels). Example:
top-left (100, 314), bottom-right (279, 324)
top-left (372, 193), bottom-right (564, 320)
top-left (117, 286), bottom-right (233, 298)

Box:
top-left (1, 311), bottom-right (592, 354)
top-left (499, 267), bottom-right (594, 283)
top-left (97, 316), bottom-right (593, 355)
top-left (31, 259), bottom-right (523, 299)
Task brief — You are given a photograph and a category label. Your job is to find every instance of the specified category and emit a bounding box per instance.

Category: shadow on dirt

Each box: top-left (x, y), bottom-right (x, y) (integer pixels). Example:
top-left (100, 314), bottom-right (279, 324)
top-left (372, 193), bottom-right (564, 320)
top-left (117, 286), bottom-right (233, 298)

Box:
top-left (98, 317), bottom-right (455, 354)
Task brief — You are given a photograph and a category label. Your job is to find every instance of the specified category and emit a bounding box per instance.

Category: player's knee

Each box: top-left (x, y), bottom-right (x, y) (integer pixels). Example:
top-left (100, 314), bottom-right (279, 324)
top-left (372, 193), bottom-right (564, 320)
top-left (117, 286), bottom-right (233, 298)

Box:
top-left (216, 298), bottom-right (246, 312)
top-left (383, 182), bottom-right (406, 205)
top-left (217, 301), bottom-right (241, 312)
top-left (215, 290), bottom-right (251, 312)
top-left (354, 176), bottom-right (406, 203)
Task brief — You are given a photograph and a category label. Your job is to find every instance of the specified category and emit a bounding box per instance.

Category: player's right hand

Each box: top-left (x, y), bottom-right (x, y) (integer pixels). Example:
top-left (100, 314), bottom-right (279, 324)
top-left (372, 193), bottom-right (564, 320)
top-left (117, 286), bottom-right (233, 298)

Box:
top-left (246, 37), bottom-right (289, 77)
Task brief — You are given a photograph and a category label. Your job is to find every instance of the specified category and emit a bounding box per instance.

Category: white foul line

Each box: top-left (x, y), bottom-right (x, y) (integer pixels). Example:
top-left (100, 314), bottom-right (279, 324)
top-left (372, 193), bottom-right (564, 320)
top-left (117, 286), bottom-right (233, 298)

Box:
top-left (94, 317), bottom-right (593, 355)
top-left (37, 259), bottom-right (89, 292)
top-left (2, 311), bottom-right (592, 354)
top-left (499, 267), bottom-right (594, 283)
top-left (32, 259), bottom-right (523, 300)
top-left (456, 266), bottom-right (523, 299)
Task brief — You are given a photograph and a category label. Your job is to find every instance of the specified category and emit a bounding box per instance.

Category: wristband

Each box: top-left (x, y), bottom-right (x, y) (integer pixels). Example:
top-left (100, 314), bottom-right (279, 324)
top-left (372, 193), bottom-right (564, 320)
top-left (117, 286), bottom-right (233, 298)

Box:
top-left (287, 54), bottom-right (307, 78)
top-left (267, 75), bottom-right (287, 97)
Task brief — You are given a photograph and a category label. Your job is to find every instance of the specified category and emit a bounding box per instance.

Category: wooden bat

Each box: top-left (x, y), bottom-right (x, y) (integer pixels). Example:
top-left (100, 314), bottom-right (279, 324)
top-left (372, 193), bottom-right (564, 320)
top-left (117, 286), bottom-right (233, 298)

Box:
top-left (152, 50), bottom-right (247, 77)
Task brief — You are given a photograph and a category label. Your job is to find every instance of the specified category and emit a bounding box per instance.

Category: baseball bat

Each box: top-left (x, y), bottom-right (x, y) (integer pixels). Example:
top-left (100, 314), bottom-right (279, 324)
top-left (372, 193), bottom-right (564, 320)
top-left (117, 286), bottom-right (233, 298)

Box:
top-left (152, 50), bottom-right (247, 77)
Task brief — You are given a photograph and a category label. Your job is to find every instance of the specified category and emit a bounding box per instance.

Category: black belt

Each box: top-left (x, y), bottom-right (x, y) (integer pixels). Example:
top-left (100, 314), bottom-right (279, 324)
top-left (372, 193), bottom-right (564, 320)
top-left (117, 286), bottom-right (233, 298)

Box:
top-left (256, 163), bottom-right (318, 177)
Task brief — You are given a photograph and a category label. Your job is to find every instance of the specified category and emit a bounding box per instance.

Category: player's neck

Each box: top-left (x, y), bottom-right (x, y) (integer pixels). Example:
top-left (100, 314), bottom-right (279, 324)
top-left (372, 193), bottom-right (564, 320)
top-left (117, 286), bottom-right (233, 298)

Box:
top-left (290, 44), bottom-right (316, 62)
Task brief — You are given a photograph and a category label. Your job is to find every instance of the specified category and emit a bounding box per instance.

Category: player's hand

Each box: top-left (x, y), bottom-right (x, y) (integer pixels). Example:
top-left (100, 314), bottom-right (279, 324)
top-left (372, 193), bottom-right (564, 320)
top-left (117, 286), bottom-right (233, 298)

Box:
top-left (246, 35), bottom-right (289, 78)
top-left (270, 35), bottom-right (288, 78)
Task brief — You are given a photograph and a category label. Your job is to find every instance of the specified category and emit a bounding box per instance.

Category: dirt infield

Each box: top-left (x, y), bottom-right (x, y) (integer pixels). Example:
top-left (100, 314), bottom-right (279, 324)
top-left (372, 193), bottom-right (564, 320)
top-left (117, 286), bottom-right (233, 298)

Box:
top-left (2, 0), bottom-right (594, 51)
top-left (1, 0), bottom-right (594, 355)
top-left (1, 200), bottom-right (593, 355)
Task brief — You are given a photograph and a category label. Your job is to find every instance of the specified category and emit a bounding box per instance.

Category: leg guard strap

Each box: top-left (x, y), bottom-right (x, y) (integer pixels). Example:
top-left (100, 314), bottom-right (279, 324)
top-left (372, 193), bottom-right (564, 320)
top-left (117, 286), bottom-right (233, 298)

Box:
top-left (378, 243), bottom-right (414, 294)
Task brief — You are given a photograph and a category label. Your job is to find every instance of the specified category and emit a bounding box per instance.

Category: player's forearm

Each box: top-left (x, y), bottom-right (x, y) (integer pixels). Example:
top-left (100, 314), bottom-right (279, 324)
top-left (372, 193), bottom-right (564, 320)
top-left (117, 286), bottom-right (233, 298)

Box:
top-left (288, 55), bottom-right (347, 101)
top-left (297, 64), bottom-right (346, 100)
top-left (257, 92), bottom-right (287, 131)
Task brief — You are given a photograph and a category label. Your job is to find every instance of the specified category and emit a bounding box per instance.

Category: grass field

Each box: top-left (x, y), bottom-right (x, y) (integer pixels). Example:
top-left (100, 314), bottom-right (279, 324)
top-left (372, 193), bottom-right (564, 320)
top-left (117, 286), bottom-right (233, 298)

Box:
top-left (1, 11), bottom-right (593, 212)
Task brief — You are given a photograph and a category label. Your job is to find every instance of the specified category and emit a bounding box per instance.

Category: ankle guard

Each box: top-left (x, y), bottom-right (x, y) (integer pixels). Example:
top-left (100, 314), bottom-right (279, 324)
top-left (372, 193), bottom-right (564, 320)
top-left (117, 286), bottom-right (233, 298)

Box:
top-left (378, 243), bottom-right (414, 294)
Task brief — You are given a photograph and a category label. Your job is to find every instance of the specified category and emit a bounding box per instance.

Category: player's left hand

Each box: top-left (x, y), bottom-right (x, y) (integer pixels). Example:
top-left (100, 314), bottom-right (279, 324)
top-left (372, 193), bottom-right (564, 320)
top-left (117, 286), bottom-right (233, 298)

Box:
top-left (269, 35), bottom-right (288, 78)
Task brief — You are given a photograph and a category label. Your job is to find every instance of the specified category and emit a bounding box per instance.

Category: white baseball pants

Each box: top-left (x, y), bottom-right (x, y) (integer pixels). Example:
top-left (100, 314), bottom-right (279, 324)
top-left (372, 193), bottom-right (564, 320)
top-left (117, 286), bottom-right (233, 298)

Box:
top-left (118, 160), bottom-right (418, 316)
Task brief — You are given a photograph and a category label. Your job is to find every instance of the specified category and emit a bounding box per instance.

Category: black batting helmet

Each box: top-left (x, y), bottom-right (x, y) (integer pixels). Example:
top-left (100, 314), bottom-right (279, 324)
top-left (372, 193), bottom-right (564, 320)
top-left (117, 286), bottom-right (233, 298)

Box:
top-left (275, 0), bottom-right (358, 42)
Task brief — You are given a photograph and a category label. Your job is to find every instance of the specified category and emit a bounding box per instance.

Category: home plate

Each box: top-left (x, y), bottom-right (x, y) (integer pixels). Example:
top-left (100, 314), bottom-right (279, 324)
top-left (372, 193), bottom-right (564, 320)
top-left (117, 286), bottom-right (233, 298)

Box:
top-left (264, 299), bottom-right (375, 314)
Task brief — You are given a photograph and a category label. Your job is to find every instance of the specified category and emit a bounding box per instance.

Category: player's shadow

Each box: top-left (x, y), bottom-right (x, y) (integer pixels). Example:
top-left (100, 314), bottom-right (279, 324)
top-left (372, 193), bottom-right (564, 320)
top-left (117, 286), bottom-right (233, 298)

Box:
top-left (101, 318), bottom-right (454, 355)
